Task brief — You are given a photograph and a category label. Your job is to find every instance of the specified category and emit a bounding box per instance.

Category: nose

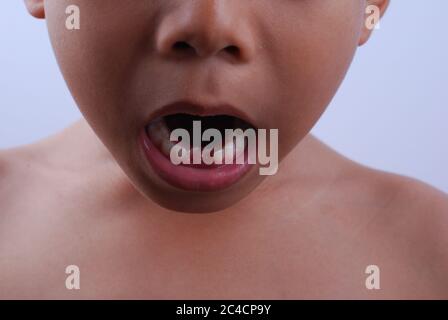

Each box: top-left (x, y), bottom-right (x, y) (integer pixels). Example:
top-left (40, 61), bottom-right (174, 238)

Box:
top-left (155, 0), bottom-right (255, 63)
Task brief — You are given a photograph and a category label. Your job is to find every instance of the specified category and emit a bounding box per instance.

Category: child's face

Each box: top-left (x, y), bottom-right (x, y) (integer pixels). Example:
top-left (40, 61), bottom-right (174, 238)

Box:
top-left (31, 0), bottom-right (384, 212)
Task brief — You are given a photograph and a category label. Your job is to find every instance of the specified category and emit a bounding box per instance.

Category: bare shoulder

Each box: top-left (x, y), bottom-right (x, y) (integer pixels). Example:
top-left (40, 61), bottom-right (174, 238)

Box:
top-left (0, 146), bottom-right (27, 194)
top-left (341, 159), bottom-right (448, 216)
top-left (382, 170), bottom-right (448, 217)
top-left (0, 123), bottom-right (89, 206)
top-left (0, 146), bottom-right (40, 211)
top-left (0, 140), bottom-right (62, 217)
top-left (377, 169), bottom-right (448, 266)
top-left (340, 160), bottom-right (448, 295)
top-left (354, 164), bottom-right (448, 236)
top-left (292, 136), bottom-right (448, 297)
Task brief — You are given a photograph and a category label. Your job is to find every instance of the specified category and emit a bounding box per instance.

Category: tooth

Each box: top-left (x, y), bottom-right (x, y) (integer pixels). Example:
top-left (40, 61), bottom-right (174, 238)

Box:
top-left (180, 144), bottom-right (191, 159)
top-left (213, 146), bottom-right (225, 164)
top-left (234, 132), bottom-right (246, 161)
top-left (161, 139), bottom-right (173, 157)
top-left (148, 127), bottom-right (163, 146)
top-left (191, 146), bottom-right (202, 165)
top-left (147, 118), bottom-right (170, 147)
top-left (147, 117), bottom-right (163, 132)
top-left (223, 139), bottom-right (236, 164)
top-left (168, 140), bottom-right (191, 163)
top-left (221, 131), bottom-right (247, 164)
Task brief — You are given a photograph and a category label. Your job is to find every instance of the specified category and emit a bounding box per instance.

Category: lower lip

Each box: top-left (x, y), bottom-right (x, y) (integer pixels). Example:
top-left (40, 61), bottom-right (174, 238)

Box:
top-left (140, 129), bottom-right (254, 192)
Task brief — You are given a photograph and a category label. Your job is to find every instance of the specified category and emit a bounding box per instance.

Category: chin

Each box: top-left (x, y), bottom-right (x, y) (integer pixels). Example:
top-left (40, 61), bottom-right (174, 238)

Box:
top-left (131, 165), bottom-right (266, 214)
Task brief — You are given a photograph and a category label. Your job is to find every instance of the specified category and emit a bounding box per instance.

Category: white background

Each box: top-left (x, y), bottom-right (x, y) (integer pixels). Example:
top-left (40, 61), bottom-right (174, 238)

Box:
top-left (1, 1), bottom-right (447, 192)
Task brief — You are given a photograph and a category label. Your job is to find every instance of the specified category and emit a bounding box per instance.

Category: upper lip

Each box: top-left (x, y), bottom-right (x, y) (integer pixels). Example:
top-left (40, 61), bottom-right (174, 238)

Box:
top-left (146, 99), bottom-right (258, 129)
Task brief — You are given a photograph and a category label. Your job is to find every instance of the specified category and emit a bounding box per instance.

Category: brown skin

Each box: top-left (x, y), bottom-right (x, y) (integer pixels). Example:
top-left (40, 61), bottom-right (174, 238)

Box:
top-left (0, 0), bottom-right (447, 299)
top-left (42, 0), bottom-right (380, 212)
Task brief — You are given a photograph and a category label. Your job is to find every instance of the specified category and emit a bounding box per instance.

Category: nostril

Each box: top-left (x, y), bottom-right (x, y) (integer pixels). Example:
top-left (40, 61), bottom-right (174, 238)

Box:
top-left (170, 41), bottom-right (242, 60)
top-left (172, 41), bottom-right (194, 53)
top-left (225, 45), bottom-right (240, 57)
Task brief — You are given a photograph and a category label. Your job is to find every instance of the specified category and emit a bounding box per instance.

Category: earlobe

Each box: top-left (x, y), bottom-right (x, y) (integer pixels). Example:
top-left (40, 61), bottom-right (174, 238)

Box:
top-left (358, 0), bottom-right (390, 46)
top-left (24, 0), bottom-right (45, 19)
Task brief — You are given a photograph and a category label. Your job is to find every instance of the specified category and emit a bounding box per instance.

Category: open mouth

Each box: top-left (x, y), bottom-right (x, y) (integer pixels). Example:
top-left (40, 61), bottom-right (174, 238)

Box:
top-left (140, 111), bottom-right (256, 191)
top-left (146, 113), bottom-right (254, 167)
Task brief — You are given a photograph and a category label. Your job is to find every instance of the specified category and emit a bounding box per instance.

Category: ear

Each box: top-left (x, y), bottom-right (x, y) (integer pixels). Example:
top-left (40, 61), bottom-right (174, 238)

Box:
top-left (359, 0), bottom-right (390, 46)
top-left (24, 0), bottom-right (45, 19)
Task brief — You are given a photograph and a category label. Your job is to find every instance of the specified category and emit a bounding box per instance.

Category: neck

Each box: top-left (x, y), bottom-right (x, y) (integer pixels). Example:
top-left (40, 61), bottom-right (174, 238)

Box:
top-left (59, 118), bottom-right (115, 165)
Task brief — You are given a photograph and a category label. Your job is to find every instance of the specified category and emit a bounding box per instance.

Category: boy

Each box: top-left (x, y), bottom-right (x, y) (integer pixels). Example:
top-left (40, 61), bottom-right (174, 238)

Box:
top-left (1, 0), bottom-right (447, 299)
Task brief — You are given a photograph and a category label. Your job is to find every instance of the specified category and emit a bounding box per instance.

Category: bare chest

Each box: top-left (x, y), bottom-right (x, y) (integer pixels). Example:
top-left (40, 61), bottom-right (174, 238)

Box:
top-left (0, 187), bottom-right (429, 299)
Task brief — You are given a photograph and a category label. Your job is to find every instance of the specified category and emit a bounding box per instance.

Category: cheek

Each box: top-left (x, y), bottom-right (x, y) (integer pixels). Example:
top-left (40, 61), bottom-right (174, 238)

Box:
top-left (45, 1), bottom-right (154, 130)
top-left (268, 2), bottom-right (364, 147)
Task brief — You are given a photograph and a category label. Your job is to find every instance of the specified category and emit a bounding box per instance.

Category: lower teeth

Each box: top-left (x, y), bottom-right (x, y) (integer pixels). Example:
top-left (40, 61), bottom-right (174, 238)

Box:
top-left (146, 116), bottom-right (247, 165)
